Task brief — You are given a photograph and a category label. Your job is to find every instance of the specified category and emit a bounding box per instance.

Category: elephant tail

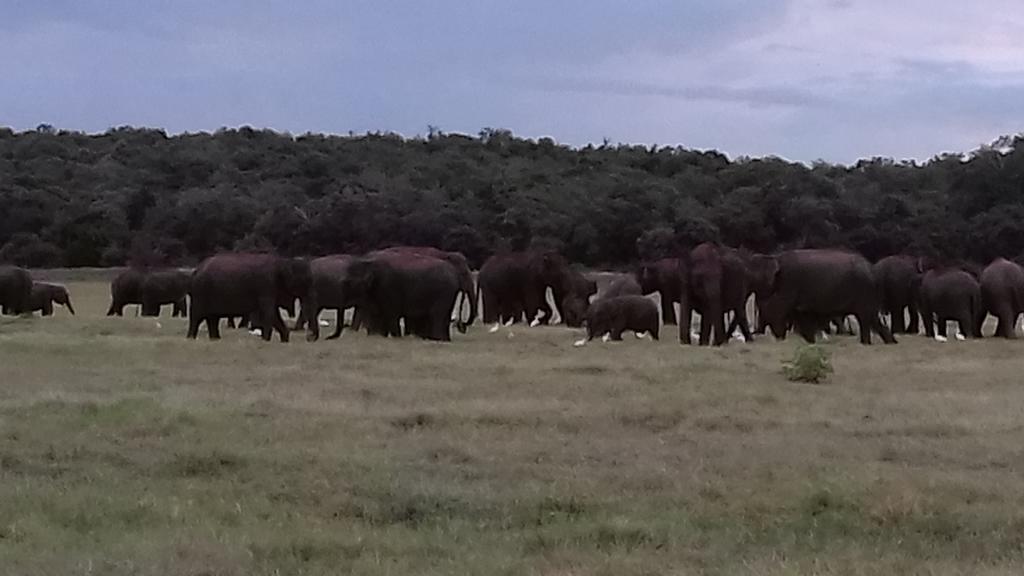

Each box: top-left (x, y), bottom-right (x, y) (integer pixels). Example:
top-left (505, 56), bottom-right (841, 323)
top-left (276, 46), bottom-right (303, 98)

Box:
top-left (464, 272), bottom-right (477, 329)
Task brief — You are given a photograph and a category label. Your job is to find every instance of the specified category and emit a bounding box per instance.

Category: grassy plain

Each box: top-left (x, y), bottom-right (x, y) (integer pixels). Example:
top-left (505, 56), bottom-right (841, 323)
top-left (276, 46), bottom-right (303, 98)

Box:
top-left (2, 274), bottom-right (1024, 575)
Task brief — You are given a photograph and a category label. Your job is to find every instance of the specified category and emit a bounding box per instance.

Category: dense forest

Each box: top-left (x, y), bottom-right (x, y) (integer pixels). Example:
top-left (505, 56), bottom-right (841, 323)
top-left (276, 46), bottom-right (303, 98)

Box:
top-left (1, 125), bottom-right (1023, 269)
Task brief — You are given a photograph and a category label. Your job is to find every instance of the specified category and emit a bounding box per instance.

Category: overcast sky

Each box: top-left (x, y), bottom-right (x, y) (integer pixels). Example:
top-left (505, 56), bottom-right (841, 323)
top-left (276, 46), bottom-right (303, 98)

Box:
top-left (4, 0), bottom-right (1024, 163)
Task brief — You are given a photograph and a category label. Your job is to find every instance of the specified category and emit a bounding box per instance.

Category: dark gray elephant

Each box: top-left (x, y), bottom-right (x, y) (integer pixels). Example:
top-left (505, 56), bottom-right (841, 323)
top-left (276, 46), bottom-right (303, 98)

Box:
top-left (478, 250), bottom-right (580, 328)
top-left (679, 243), bottom-right (730, 346)
top-left (980, 257), bottom-right (1024, 338)
top-left (558, 267), bottom-right (598, 327)
top-left (29, 282), bottom-right (75, 316)
top-left (717, 247), bottom-right (754, 342)
top-left (343, 252), bottom-right (460, 341)
top-left (758, 249), bottom-right (896, 345)
top-left (294, 254), bottom-right (356, 340)
top-left (635, 258), bottom-right (685, 325)
top-left (0, 266), bottom-right (32, 315)
top-left (873, 255), bottom-right (923, 334)
top-left (919, 267), bottom-right (983, 340)
top-left (141, 270), bottom-right (190, 317)
top-left (574, 295), bottom-right (659, 345)
top-left (107, 268), bottom-right (189, 317)
top-left (187, 253), bottom-right (318, 342)
top-left (372, 246), bottom-right (477, 332)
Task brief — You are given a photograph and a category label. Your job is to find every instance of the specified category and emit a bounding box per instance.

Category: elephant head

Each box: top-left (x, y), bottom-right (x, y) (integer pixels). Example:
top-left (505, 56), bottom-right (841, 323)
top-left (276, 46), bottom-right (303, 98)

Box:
top-left (560, 295), bottom-right (589, 328)
top-left (52, 285), bottom-right (75, 315)
top-left (745, 254), bottom-right (780, 299)
top-left (278, 258), bottom-right (318, 341)
top-left (635, 263), bottom-right (658, 295)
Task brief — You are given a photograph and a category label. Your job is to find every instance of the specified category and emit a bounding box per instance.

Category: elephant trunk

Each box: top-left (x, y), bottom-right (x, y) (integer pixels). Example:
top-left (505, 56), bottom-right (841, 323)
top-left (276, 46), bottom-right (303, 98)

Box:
top-left (65, 298), bottom-right (76, 315)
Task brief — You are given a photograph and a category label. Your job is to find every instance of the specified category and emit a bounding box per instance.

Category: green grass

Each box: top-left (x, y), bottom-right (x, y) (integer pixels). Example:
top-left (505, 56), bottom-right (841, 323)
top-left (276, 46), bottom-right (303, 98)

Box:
top-left (2, 278), bottom-right (1024, 574)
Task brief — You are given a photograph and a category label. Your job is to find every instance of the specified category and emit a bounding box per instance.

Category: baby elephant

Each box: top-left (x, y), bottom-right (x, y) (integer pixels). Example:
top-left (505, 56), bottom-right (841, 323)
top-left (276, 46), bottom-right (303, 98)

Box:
top-left (30, 282), bottom-right (75, 316)
top-left (574, 295), bottom-right (659, 346)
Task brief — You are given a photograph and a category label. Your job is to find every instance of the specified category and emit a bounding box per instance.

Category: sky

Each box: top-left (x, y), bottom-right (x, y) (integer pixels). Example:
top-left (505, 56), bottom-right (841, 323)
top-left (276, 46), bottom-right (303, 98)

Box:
top-left (4, 0), bottom-right (1024, 164)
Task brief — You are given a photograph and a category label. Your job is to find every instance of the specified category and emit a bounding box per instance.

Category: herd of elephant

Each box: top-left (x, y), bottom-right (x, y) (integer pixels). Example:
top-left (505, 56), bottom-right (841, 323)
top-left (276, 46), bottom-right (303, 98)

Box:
top-left (2, 242), bottom-right (1024, 346)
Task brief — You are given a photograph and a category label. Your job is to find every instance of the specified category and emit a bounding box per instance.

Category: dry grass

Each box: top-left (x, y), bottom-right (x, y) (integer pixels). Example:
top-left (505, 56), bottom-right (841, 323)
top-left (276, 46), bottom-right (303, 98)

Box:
top-left (2, 277), bottom-right (1024, 574)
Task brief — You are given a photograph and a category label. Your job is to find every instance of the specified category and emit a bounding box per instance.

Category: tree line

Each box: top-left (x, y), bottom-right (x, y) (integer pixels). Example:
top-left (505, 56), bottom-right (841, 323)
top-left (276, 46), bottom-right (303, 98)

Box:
top-left (2, 125), bottom-right (1023, 269)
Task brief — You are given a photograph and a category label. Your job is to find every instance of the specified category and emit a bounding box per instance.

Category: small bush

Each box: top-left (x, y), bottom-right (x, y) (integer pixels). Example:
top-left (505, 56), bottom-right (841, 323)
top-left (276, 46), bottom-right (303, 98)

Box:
top-left (783, 344), bottom-right (834, 383)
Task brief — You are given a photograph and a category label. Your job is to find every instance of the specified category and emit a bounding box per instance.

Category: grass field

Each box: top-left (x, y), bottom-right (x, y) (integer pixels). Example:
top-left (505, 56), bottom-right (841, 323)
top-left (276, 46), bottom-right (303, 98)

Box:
top-left (3, 275), bottom-right (1024, 574)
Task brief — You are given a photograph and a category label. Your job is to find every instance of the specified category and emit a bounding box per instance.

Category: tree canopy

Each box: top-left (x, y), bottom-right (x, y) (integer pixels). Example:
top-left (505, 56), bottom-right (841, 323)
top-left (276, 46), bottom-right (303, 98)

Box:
top-left (1, 125), bottom-right (1023, 269)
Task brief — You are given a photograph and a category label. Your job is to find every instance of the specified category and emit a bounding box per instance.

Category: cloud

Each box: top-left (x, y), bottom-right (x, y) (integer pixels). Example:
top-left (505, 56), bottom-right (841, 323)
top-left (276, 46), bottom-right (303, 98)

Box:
top-left (530, 76), bottom-right (830, 108)
top-left (1, 0), bottom-right (1023, 163)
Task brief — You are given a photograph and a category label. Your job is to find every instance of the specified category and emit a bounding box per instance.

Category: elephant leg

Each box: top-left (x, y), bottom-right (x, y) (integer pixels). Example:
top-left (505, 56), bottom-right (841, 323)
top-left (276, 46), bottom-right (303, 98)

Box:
top-left (937, 318), bottom-right (948, 338)
top-left (271, 310), bottom-right (289, 342)
top-left (957, 314), bottom-right (973, 339)
top-left (734, 308), bottom-right (753, 341)
top-left (207, 316), bottom-right (222, 340)
top-left (891, 307), bottom-right (906, 334)
top-left (796, 321), bottom-right (818, 343)
top-left (697, 313), bottom-right (710, 346)
top-left (293, 306), bottom-right (310, 331)
top-left (538, 298), bottom-right (554, 325)
top-left (907, 302), bottom-right (921, 334)
top-left (712, 309), bottom-right (727, 346)
top-left (678, 295), bottom-right (693, 345)
top-left (187, 309), bottom-right (201, 339)
top-left (660, 292), bottom-right (678, 325)
top-left (871, 313), bottom-right (896, 344)
top-left (327, 309), bottom-right (345, 340)
top-left (920, 302), bottom-right (934, 338)
top-left (430, 308), bottom-right (451, 341)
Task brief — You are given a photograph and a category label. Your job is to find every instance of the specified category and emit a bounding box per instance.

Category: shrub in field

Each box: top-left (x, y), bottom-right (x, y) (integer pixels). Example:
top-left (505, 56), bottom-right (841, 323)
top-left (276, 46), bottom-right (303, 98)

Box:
top-left (783, 344), bottom-right (833, 383)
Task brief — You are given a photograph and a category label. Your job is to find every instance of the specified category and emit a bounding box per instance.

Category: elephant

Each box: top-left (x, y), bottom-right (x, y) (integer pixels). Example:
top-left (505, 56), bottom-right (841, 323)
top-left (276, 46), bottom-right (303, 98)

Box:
top-left (758, 249), bottom-right (896, 345)
top-left (873, 255), bottom-right (923, 334)
top-left (717, 247), bottom-right (754, 342)
top-left (372, 246), bottom-right (477, 332)
top-left (573, 295), bottom-right (659, 346)
top-left (293, 254), bottom-right (356, 339)
top-left (140, 270), bottom-right (190, 317)
top-left (187, 253), bottom-right (318, 342)
top-left (478, 250), bottom-right (579, 328)
top-left (107, 268), bottom-right (189, 317)
top-left (919, 267), bottom-right (983, 340)
top-left (636, 258), bottom-right (685, 325)
top-left (0, 266), bottom-right (33, 315)
top-left (342, 252), bottom-right (460, 341)
top-left (679, 243), bottom-right (728, 346)
top-left (29, 282), bottom-right (75, 316)
top-left (980, 257), bottom-right (1024, 338)
top-left (558, 267), bottom-right (598, 327)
